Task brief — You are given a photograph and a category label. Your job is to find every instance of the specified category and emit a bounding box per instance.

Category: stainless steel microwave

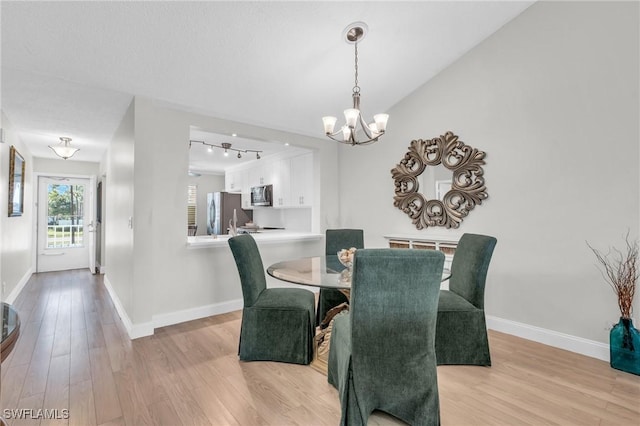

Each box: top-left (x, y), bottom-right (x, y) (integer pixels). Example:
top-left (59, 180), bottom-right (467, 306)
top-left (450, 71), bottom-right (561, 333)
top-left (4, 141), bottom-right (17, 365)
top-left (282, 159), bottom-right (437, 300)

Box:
top-left (250, 184), bottom-right (273, 206)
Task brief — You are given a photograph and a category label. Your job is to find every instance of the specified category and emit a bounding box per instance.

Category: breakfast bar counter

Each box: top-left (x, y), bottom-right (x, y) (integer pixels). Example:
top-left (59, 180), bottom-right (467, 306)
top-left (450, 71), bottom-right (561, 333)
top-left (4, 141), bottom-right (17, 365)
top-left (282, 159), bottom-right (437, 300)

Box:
top-left (186, 231), bottom-right (323, 249)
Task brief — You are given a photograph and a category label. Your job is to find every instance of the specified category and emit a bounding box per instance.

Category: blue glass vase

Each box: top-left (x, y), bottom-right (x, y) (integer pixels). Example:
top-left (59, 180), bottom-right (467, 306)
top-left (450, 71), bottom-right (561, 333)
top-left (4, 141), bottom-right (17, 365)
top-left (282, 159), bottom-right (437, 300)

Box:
top-left (610, 317), bottom-right (640, 375)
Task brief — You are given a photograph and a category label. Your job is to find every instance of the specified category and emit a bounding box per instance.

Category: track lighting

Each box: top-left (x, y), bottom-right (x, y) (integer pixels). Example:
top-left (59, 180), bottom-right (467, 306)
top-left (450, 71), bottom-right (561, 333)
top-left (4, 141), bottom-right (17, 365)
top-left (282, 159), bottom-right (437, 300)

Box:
top-left (189, 140), bottom-right (263, 160)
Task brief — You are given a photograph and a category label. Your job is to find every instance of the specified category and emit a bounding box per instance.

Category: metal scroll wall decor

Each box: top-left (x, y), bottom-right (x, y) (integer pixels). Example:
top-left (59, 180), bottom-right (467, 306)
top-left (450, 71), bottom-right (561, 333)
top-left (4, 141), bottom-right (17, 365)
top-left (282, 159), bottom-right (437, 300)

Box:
top-left (390, 131), bottom-right (488, 229)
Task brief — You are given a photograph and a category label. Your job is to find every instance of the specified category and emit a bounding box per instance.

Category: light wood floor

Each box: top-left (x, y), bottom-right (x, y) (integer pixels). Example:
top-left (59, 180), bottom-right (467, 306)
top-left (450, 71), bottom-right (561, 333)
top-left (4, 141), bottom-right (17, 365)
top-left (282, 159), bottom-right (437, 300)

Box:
top-left (1, 270), bottom-right (639, 426)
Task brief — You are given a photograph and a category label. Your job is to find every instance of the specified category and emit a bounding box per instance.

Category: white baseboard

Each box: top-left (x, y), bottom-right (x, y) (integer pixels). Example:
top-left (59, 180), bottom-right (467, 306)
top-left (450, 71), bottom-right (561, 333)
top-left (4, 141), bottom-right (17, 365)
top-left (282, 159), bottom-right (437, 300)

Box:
top-left (103, 275), bottom-right (153, 339)
top-left (487, 315), bottom-right (609, 362)
top-left (152, 299), bottom-right (244, 330)
top-left (102, 274), bottom-right (243, 339)
top-left (4, 267), bottom-right (33, 304)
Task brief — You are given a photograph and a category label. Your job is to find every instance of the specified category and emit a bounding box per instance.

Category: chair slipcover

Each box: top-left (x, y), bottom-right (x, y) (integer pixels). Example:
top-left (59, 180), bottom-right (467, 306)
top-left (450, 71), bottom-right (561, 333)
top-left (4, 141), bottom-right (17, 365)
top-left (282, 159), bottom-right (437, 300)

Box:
top-left (228, 234), bottom-right (315, 365)
top-left (436, 233), bottom-right (497, 366)
top-left (317, 229), bottom-right (364, 325)
top-left (328, 249), bottom-right (444, 426)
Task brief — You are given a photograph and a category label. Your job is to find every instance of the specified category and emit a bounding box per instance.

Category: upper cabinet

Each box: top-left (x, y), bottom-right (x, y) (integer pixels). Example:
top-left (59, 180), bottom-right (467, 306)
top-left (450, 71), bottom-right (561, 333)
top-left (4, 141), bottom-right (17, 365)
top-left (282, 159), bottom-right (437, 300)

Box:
top-left (225, 169), bottom-right (247, 193)
top-left (290, 153), bottom-right (313, 207)
top-left (226, 151), bottom-right (313, 209)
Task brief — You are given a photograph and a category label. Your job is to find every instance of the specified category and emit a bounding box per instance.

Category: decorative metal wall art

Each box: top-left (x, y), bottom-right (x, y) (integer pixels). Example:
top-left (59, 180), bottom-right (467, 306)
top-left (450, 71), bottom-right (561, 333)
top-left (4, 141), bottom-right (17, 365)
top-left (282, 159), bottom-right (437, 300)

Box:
top-left (390, 131), bottom-right (488, 229)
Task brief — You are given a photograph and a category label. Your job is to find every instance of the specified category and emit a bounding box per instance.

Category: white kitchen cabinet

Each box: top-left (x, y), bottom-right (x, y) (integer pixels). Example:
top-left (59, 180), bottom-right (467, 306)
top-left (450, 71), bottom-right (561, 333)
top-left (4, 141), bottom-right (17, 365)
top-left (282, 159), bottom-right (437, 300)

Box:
top-left (248, 163), bottom-right (268, 187)
top-left (225, 169), bottom-right (247, 193)
top-left (289, 153), bottom-right (313, 207)
top-left (225, 151), bottom-right (313, 208)
top-left (241, 192), bottom-right (253, 210)
top-left (272, 158), bottom-right (291, 207)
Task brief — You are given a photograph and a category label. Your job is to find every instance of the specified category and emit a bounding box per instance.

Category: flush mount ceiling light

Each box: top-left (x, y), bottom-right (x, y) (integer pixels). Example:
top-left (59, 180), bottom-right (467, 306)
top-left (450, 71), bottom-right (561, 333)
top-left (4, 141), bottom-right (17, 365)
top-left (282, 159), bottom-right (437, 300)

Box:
top-left (322, 22), bottom-right (389, 146)
top-left (49, 137), bottom-right (79, 160)
top-left (189, 140), bottom-right (262, 160)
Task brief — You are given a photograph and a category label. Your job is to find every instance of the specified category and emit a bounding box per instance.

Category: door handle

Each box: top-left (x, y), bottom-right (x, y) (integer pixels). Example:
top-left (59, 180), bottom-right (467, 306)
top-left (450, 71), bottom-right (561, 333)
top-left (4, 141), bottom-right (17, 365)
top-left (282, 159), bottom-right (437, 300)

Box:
top-left (41, 252), bottom-right (65, 256)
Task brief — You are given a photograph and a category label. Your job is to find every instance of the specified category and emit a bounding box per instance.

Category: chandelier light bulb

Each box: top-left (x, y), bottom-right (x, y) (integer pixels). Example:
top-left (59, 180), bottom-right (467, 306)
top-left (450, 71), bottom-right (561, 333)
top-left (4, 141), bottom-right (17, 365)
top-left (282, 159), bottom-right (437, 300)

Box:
top-left (374, 114), bottom-right (389, 132)
top-left (323, 116), bottom-right (337, 134)
top-left (342, 126), bottom-right (351, 142)
top-left (343, 109), bottom-right (360, 128)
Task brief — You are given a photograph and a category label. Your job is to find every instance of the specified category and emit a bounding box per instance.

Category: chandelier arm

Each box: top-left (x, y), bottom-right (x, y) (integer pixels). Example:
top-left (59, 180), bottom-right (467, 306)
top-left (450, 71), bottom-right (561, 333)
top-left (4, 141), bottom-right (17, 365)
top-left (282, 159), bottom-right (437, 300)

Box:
top-left (359, 113), bottom-right (373, 139)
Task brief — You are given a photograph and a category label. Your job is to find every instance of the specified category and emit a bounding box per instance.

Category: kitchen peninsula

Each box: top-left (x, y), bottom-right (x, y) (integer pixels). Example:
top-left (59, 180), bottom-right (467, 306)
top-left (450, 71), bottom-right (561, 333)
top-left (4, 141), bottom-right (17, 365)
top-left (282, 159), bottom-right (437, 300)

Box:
top-left (187, 231), bottom-right (322, 248)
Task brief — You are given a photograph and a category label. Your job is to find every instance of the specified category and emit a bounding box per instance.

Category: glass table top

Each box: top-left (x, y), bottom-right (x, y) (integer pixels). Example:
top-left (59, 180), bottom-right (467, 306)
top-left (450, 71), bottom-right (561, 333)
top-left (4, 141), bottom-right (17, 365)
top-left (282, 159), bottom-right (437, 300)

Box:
top-left (267, 256), bottom-right (451, 290)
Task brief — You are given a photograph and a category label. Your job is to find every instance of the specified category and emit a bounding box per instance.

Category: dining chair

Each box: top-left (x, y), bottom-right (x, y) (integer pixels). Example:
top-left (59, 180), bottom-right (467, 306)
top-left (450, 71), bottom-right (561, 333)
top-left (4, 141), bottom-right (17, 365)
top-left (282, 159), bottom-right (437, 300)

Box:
top-left (436, 233), bottom-right (497, 366)
top-left (318, 229), bottom-right (364, 326)
top-left (328, 249), bottom-right (444, 426)
top-left (228, 234), bottom-right (316, 365)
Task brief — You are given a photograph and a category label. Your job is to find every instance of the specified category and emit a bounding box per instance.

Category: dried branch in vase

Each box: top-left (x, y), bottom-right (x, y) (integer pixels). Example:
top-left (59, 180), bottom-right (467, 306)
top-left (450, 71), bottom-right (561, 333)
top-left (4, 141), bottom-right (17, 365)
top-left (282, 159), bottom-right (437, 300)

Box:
top-left (587, 232), bottom-right (638, 319)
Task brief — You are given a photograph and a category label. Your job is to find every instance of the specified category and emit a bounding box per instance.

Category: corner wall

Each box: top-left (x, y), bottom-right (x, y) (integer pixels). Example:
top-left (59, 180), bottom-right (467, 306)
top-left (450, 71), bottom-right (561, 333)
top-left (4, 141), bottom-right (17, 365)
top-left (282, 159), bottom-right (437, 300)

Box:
top-left (338, 1), bottom-right (639, 346)
top-left (103, 100), bottom-right (135, 324)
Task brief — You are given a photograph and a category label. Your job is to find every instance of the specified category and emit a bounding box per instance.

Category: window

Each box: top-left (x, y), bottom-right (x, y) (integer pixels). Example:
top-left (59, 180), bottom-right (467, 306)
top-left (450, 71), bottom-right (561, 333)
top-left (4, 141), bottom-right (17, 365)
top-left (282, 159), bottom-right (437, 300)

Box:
top-left (46, 183), bottom-right (85, 248)
top-left (187, 185), bottom-right (197, 226)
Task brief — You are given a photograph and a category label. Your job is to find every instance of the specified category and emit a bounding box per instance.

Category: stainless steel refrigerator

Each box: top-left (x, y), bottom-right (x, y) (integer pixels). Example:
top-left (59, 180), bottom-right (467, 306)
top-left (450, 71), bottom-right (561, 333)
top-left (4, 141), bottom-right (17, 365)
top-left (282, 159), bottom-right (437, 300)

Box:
top-left (207, 192), bottom-right (253, 235)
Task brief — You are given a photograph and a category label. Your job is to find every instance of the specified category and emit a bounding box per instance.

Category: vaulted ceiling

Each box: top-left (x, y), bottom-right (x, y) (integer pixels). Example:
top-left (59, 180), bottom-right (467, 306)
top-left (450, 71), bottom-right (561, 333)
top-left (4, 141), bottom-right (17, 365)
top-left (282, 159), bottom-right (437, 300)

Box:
top-left (1, 1), bottom-right (534, 170)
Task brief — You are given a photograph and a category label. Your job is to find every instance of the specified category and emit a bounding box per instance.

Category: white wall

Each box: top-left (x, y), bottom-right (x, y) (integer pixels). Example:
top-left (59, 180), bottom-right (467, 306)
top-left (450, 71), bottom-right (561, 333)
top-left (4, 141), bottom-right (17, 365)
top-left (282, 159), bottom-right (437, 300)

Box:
top-left (105, 97), bottom-right (339, 335)
top-left (104, 100), bottom-right (135, 319)
top-left (33, 158), bottom-right (100, 176)
top-left (187, 173), bottom-right (225, 236)
top-left (339, 1), bottom-right (639, 344)
top-left (0, 113), bottom-right (34, 302)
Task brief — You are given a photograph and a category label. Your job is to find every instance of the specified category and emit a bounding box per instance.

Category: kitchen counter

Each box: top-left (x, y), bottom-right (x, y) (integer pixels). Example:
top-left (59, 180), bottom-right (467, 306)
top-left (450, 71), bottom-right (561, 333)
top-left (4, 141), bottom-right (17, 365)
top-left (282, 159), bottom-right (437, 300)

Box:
top-left (187, 231), bottom-right (323, 249)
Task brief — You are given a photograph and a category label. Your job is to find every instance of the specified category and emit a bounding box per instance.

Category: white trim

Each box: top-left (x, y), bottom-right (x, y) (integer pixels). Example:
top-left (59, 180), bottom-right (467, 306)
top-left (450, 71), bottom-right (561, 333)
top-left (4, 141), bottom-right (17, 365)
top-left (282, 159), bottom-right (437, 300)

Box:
top-left (103, 274), bottom-right (243, 339)
top-left (103, 275), bottom-right (153, 339)
top-left (4, 267), bottom-right (33, 304)
top-left (152, 298), bottom-right (244, 329)
top-left (487, 315), bottom-right (609, 362)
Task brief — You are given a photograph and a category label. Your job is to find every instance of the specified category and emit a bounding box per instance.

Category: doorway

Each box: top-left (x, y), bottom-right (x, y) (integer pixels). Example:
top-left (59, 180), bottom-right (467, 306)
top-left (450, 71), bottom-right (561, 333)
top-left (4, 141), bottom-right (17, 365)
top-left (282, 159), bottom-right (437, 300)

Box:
top-left (37, 176), bottom-right (96, 273)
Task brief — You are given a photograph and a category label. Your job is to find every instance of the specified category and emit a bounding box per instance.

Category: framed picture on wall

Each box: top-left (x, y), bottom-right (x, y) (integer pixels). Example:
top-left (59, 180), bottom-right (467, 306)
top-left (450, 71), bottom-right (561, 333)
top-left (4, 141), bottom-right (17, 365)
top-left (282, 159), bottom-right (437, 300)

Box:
top-left (8, 145), bottom-right (25, 217)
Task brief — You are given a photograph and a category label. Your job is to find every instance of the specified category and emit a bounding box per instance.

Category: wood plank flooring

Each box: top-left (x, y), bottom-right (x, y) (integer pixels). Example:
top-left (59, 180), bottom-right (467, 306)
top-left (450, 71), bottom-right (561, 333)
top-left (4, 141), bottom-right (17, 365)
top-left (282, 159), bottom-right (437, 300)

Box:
top-left (1, 269), bottom-right (639, 425)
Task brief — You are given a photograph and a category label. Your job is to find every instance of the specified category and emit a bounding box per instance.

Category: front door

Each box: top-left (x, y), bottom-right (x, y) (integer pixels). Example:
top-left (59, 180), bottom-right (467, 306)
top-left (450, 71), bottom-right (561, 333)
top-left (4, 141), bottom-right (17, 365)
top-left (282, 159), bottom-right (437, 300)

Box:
top-left (37, 177), bottom-right (94, 272)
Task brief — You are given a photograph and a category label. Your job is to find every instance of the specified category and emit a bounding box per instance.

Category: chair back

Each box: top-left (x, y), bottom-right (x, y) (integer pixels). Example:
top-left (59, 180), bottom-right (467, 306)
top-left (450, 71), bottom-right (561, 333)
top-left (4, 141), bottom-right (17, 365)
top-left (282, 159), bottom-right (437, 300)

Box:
top-left (350, 249), bottom-right (444, 396)
top-left (325, 229), bottom-right (364, 255)
top-left (449, 233), bottom-right (497, 309)
top-left (228, 234), bottom-right (267, 307)
top-left (188, 225), bottom-right (197, 236)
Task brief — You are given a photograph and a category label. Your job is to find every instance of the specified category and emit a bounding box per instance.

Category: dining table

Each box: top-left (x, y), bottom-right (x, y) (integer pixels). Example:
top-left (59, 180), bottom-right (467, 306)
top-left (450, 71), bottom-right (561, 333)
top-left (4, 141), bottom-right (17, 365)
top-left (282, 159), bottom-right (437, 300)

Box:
top-left (267, 255), bottom-right (451, 373)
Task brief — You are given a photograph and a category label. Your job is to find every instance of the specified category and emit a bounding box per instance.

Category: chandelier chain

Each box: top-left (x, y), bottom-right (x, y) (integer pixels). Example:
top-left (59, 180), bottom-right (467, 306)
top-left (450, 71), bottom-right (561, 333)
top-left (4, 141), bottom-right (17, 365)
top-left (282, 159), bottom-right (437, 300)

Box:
top-left (353, 42), bottom-right (360, 94)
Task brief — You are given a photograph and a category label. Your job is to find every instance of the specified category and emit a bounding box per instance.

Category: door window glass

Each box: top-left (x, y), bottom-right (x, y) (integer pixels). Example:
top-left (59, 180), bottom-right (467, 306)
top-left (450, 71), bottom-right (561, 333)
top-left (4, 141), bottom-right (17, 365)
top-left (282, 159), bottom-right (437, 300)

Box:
top-left (46, 184), bottom-right (85, 248)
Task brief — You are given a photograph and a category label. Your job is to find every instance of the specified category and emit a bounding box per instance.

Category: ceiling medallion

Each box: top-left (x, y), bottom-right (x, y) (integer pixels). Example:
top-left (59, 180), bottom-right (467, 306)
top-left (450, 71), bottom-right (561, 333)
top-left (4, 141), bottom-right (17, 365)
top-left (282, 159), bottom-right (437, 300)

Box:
top-left (390, 131), bottom-right (488, 229)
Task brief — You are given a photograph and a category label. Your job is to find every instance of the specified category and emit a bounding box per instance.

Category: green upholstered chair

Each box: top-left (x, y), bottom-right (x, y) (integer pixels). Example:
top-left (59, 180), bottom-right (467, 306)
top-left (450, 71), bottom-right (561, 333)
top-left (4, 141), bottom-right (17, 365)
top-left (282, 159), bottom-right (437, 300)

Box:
top-left (228, 234), bottom-right (315, 365)
top-left (436, 233), bottom-right (497, 366)
top-left (328, 249), bottom-right (444, 426)
top-left (317, 229), bottom-right (364, 326)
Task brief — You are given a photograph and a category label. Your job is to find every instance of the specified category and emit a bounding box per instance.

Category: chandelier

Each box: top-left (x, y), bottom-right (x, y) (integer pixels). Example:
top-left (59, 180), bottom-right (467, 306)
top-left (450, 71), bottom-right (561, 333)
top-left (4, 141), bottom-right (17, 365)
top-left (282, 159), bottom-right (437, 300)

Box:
top-left (189, 140), bottom-right (262, 159)
top-left (49, 137), bottom-right (79, 160)
top-left (322, 22), bottom-right (389, 146)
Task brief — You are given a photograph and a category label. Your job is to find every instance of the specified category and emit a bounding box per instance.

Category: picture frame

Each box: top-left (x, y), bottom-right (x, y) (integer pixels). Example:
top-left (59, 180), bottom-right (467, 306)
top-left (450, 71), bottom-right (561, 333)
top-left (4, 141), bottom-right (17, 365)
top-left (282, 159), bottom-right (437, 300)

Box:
top-left (8, 145), bottom-right (25, 217)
